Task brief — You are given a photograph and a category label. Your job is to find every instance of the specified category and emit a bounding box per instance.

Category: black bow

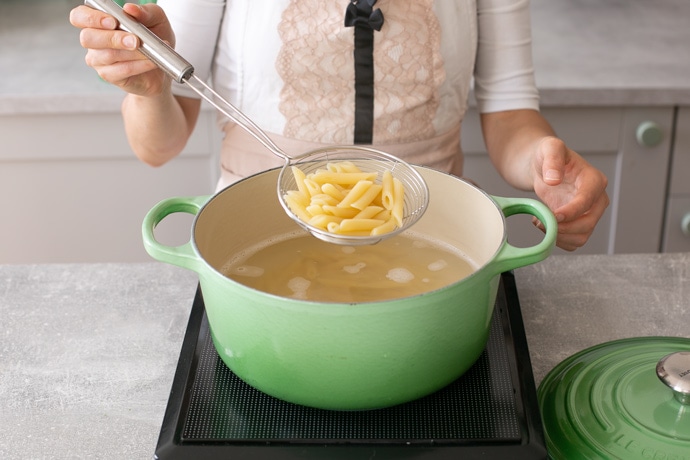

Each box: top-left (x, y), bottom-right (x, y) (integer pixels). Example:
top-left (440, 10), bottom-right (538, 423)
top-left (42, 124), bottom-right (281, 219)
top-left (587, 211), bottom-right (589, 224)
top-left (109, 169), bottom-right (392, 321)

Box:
top-left (344, 0), bottom-right (384, 31)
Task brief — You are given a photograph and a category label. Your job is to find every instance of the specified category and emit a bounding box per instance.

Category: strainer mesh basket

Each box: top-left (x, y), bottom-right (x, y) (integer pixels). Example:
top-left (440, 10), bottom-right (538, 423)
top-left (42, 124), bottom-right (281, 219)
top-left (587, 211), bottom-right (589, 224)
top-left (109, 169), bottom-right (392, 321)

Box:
top-left (277, 146), bottom-right (429, 243)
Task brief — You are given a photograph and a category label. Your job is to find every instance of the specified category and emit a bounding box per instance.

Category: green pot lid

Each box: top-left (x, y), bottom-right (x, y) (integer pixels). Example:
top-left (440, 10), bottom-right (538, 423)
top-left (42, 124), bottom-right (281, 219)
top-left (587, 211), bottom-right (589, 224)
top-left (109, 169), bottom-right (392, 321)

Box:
top-left (538, 337), bottom-right (690, 460)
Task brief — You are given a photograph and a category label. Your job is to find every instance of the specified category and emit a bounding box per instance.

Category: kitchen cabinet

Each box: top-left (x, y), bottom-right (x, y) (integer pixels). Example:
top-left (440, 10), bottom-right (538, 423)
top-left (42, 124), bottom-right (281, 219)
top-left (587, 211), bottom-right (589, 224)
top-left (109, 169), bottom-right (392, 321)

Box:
top-left (0, 109), bottom-right (220, 263)
top-left (462, 106), bottom-right (675, 255)
top-left (662, 107), bottom-right (690, 252)
top-left (0, 104), bottom-right (679, 262)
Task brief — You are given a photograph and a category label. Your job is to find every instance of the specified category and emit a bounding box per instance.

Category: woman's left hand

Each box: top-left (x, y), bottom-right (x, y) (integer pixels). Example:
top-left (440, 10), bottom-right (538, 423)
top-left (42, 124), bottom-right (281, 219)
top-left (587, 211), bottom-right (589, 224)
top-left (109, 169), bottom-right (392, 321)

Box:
top-left (531, 136), bottom-right (609, 251)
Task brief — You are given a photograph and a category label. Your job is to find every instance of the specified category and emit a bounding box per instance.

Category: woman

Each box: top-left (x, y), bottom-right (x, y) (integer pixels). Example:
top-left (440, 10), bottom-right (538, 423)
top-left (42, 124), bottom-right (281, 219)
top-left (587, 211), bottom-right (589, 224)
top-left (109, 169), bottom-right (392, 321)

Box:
top-left (70, 0), bottom-right (608, 251)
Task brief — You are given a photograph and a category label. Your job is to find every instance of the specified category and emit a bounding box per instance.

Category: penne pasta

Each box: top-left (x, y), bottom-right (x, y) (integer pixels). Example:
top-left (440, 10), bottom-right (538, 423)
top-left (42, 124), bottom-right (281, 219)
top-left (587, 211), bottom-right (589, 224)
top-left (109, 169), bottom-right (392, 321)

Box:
top-left (309, 194), bottom-right (339, 207)
top-left (373, 209), bottom-right (392, 221)
top-left (371, 218), bottom-right (398, 236)
top-left (327, 161), bottom-right (360, 173)
top-left (283, 194), bottom-right (311, 222)
top-left (285, 161), bottom-right (407, 237)
top-left (326, 221), bottom-right (340, 234)
top-left (337, 180), bottom-right (374, 208)
top-left (371, 192), bottom-right (384, 208)
top-left (391, 177), bottom-right (404, 227)
top-left (321, 183), bottom-right (345, 201)
top-left (306, 204), bottom-right (326, 216)
top-left (309, 214), bottom-right (343, 229)
top-left (381, 170), bottom-right (394, 210)
top-left (326, 223), bottom-right (373, 237)
top-left (349, 183), bottom-right (383, 210)
top-left (309, 171), bottom-right (378, 185)
top-left (304, 178), bottom-right (322, 197)
top-left (322, 205), bottom-right (360, 218)
top-left (338, 218), bottom-right (385, 232)
top-left (354, 206), bottom-right (384, 219)
top-left (285, 190), bottom-right (310, 207)
top-left (291, 166), bottom-right (309, 197)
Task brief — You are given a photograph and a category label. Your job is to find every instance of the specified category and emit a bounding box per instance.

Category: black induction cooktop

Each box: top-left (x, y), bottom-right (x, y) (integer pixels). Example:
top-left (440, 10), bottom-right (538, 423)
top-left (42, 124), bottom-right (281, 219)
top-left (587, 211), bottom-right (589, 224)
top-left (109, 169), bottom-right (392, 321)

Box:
top-left (153, 271), bottom-right (546, 459)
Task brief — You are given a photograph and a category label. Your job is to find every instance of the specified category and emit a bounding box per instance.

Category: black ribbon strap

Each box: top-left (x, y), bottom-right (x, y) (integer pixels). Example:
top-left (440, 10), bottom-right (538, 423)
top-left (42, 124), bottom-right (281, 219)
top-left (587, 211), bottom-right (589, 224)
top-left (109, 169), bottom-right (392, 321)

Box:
top-left (344, 0), bottom-right (384, 144)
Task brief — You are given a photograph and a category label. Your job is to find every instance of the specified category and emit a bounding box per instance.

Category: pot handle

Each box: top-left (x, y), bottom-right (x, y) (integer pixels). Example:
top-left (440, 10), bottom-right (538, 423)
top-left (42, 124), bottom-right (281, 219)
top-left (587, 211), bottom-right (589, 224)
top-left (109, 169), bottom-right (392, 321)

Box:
top-left (141, 195), bottom-right (210, 272)
top-left (488, 196), bottom-right (558, 274)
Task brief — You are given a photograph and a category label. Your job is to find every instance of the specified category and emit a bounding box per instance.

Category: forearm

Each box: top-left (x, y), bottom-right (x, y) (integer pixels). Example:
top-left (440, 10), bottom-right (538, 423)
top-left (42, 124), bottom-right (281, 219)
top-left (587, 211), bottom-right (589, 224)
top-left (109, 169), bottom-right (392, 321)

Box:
top-left (480, 109), bottom-right (557, 191)
top-left (121, 91), bottom-right (199, 167)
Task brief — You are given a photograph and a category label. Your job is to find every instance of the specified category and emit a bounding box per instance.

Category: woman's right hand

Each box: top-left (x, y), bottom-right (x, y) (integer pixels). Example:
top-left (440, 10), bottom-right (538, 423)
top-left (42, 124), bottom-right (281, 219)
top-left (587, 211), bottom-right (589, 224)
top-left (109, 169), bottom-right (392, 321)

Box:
top-left (69, 3), bottom-right (174, 97)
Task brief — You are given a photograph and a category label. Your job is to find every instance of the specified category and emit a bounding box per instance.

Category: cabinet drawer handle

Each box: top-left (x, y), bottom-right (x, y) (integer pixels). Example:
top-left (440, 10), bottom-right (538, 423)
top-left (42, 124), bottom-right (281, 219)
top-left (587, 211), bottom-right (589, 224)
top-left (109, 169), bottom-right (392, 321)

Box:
top-left (682, 213), bottom-right (690, 237)
top-left (636, 121), bottom-right (663, 147)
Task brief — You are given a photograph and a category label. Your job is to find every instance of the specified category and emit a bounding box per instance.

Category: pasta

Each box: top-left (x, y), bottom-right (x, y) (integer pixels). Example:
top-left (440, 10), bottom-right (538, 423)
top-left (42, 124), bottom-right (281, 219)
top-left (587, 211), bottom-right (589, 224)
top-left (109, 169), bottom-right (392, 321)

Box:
top-left (284, 163), bottom-right (405, 237)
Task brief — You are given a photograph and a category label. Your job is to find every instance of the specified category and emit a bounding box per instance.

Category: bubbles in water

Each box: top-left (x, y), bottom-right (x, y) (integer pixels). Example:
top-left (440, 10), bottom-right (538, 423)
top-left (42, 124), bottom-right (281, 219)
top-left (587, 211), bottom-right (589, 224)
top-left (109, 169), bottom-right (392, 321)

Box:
top-left (428, 259), bottom-right (448, 271)
top-left (386, 267), bottom-right (414, 284)
top-left (222, 231), bottom-right (478, 302)
top-left (288, 276), bottom-right (311, 299)
top-left (231, 265), bottom-right (264, 277)
top-left (343, 262), bottom-right (366, 274)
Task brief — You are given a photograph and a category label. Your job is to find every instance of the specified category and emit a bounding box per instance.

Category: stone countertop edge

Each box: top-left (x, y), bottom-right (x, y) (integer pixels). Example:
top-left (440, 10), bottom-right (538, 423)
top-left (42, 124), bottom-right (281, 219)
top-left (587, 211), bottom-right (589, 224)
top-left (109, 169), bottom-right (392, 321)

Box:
top-left (4, 86), bottom-right (690, 118)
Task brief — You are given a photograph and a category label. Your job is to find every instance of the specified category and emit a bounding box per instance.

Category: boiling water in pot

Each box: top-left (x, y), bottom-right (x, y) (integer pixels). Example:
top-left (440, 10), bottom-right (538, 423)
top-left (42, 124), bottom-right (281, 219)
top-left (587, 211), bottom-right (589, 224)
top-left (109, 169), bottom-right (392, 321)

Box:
top-left (221, 232), bottom-right (477, 302)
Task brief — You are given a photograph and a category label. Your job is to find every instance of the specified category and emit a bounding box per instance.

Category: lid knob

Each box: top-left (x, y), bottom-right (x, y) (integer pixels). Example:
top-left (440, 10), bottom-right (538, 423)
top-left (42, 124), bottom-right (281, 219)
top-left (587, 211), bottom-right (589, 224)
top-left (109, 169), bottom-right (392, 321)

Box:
top-left (657, 351), bottom-right (690, 405)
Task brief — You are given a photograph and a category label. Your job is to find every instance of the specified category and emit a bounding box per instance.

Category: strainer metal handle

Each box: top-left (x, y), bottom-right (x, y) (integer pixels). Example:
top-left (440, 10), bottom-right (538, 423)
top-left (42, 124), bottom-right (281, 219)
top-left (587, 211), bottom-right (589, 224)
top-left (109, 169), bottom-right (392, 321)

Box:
top-left (84, 0), bottom-right (192, 83)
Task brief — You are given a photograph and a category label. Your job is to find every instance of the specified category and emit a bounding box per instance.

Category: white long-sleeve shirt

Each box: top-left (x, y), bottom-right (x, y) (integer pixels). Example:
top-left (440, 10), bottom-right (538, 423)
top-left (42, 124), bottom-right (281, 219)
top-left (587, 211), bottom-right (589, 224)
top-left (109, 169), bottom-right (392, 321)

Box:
top-left (156, 0), bottom-right (539, 188)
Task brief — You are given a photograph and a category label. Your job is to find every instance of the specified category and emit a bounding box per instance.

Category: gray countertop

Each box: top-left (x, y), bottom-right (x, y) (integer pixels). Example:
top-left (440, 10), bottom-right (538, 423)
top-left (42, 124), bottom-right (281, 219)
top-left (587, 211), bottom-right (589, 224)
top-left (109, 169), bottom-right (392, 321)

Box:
top-left (529, 0), bottom-right (690, 106)
top-left (1, 0), bottom-right (690, 115)
top-left (1, 253), bottom-right (689, 459)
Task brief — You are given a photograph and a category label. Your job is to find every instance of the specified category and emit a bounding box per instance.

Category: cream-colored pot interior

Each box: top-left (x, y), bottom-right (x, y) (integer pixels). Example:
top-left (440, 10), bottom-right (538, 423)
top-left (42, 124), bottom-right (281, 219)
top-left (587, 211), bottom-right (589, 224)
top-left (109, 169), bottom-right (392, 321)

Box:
top-left (194, 168), bottom-right (507, 275)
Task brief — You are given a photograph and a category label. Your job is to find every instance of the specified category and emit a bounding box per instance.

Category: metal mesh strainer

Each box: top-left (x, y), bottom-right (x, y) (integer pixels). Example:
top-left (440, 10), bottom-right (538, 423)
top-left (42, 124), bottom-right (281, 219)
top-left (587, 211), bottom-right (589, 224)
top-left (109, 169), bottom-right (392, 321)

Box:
top-left (85, 0), bottom-right (429, 245)
top-left (278, 146), bottom-right (429, 244)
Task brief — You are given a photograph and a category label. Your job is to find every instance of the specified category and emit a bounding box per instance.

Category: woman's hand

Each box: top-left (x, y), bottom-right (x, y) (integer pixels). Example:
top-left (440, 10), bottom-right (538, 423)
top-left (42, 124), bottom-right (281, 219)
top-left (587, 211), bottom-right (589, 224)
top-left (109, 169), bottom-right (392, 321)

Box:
top-left (530, 137), bottom-right (609, 251)
top-left (69, 3), bottom-right (173, 97)
top-left (70, 3), bottom-right (199, 167)
top-left (481, 110), bottom-right (609, 251)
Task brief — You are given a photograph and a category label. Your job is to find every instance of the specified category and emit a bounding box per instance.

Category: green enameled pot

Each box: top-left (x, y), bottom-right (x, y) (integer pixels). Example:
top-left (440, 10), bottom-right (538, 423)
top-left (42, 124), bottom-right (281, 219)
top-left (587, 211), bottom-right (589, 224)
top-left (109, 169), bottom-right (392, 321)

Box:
top-left (142, 166), bottom-right (556, 410)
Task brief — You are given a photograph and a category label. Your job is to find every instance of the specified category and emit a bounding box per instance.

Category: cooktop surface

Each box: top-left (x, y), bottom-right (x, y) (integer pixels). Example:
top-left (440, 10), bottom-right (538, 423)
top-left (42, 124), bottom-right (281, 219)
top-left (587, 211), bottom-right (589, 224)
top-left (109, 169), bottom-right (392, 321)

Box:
top-left (154, 271), bottom-right (546, 459)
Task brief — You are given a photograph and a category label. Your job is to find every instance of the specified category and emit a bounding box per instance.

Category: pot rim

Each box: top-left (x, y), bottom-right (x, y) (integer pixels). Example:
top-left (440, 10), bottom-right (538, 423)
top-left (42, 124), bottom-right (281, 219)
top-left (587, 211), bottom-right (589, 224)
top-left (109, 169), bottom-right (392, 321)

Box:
top-left (189, 165), bottom-right (509, 306)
